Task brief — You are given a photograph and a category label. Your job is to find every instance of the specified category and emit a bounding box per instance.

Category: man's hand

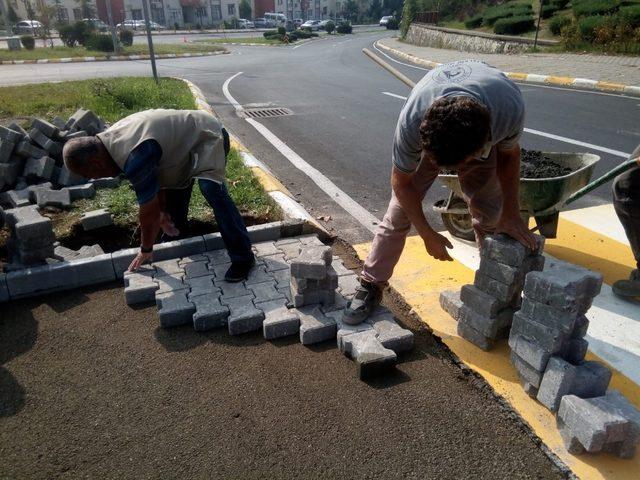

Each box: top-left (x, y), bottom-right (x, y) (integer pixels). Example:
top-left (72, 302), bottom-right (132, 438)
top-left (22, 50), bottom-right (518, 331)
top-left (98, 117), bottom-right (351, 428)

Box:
top-left (160, 212), bottom-right (179, 237)
top-left (128, 250), bottom-right (153, 272)
top-left (422, 230), bottom-right (454, 261)
top-left (495, 213), bottom-right (538, 251)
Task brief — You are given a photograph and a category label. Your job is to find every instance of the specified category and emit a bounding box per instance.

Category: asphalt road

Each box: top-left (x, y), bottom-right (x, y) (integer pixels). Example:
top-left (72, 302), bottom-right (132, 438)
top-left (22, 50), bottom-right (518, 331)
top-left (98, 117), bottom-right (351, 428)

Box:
top-left (0, 31), bottom-right (636, 243)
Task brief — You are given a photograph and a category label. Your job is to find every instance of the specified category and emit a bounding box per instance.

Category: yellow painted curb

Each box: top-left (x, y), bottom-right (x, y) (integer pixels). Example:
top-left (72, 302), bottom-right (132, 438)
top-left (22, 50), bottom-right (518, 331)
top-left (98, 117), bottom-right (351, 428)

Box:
top-left (507, 72), bottom-right (529, 81)
top-left (546, 76), bottom-right (576, 86)
top-left (596, 81), bottom-right (626, 92)
top-left (0, 50), bottom-right (228, 66)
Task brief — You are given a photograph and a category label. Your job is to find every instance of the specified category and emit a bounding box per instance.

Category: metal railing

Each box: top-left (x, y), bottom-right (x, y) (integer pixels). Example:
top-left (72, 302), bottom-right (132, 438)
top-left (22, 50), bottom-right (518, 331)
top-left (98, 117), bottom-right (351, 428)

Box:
top-left (414, 11), bottom-right (439, 25)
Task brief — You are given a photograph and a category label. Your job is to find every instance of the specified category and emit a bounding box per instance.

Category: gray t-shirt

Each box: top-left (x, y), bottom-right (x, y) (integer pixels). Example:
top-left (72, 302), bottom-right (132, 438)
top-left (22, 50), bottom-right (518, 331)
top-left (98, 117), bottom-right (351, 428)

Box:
top-left (392, 60), bottom-right (525, 173)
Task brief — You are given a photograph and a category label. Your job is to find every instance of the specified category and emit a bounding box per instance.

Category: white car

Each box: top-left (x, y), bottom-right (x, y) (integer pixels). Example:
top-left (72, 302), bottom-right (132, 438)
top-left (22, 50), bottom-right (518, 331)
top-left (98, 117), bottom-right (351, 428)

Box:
top-left (82, 18), bottom-right (109, 31)
top-left (379, 16), bottom-right (394, 27)
top-left (116, 20), bottom-right (146, 30)
top-left (14, 20), bottom-right (43, 34)
top-left (300, 20), bottom-right (320, 31)
top-left (318, 20), bottom-right (331, 29)
top-left (238, 19), bottom-right (255, 29)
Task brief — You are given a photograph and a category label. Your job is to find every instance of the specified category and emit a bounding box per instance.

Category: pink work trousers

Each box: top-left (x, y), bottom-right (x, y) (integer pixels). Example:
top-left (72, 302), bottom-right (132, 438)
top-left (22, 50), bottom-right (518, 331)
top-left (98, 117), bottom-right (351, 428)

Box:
top-left (362, 148), bottom-right (503, 285)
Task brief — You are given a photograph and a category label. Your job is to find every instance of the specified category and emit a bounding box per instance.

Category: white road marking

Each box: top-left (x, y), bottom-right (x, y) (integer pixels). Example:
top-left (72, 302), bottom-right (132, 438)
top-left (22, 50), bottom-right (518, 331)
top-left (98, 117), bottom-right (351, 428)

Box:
top-left (561, 205), bottom-right (630, 245)
top-left (440, 231), bottom-right (640, 386)
top-left (223, 73), bottom-right (381, 234)
top-left (381, 92), bottom-right (631, 158)
top-left (372, 42), bottom-right (429, 71)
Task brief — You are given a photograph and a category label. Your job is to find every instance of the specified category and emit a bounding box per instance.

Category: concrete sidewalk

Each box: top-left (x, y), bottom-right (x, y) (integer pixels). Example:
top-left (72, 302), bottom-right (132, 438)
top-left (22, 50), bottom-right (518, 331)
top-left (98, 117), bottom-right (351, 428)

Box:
top-left (379, 37), bottom-right (640, 86)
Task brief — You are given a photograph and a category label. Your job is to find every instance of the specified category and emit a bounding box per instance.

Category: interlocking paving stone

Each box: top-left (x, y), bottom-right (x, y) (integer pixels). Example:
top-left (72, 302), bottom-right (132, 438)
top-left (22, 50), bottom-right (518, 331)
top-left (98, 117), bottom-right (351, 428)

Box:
top-left (276, 240), bottom-right (302, 260)
top-left (537, 356), bottom-right (577, 412)
top-left (510, 351), bottom-right (544, 388)
top-left (460, 284), bottom-right (511, 318)
top-left (249, 281), bottom-right (285, 304)
top-left (222, 294), bottom-right (265, 335)
top-left (457, 321), bottom-right (493, 351)
top-left (191, 294), bottom-right (230, 331)
top-left (519, 295), bottom-right (580, 334)
top-left (339, 329), bottom-right (398, 380)
top-left (482, 233), bottom-right (545, 267)
top-left (204, 249), bottom-right (231, 265)
top-left (439, 289), bottom-right (463, 321)
top-left (178, 254), bottom-right (208, 266)
top-left (278, 286), bottom-right (292, 304)
top-left (184, 261), bottom-right (211, 279)
top-left (154, 274), bottom-right (187, 296)
top-left (124, 273), bottom-right (159, 305)
top-left (337, 274), bottom-right (359, 297)
top-left (80, 208), bottom-right (113, 231)
top-left (65, 183), bottom-right (96, 200)
top-left (245, 265), bottom-right (275, 285)
top-left (509, 311), bottom-right (567, 355)
top-left (152, 236), bottom-right (206, 262)
top-left (156, 291), bottom-right (196, 328)
top-left (35, 188), bottom-right (71, 208)
top-left (272, 268), bottom-right (291, 289)
top-left (261, 254), bottom-right (289, 272)
top-left (458, 304), bottom-right (512, 339)
top-left (297, 305), bottom-right (337, 345)
top-left (331, 258), bottom-right (353, 277)
top-left (153, 259), bottom-right (184, 277)
top-left (510, 334), bottom-right (551, 372)
top-left (23, 156), bottom-right (54, 181)
top-left (253, 241), bottom-right (280, 257)
top-left (210, 262), bottom-right (231, 279)
top-left (259, 299), bottom-right (300, 340)
top-left (299, 235), bottom-right (325, 246)
top-left (367, 307), bottom-right (414, 354)
top-left (290, 245), bottom-right (332, 280)
top-left (217, 279), bottom-right (253, 300)
top-left (186, 275), bottom-right (219, 299)
top-left (474, 271), bottom-right (522, 303)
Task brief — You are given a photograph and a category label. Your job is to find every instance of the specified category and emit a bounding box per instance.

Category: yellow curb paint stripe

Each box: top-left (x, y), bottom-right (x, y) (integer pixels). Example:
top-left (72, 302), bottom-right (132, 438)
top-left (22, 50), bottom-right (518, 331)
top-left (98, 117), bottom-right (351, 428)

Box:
top-left (506, 72), bottom-right (529, 81)
top-left (596, 81), bottom-right (626, 92)
top-left (354, 236), bottom-right (640, 480)
top-left (546, 76), bottom-right (576, 86)
top-left (250, 166), bottom-right (288, 193)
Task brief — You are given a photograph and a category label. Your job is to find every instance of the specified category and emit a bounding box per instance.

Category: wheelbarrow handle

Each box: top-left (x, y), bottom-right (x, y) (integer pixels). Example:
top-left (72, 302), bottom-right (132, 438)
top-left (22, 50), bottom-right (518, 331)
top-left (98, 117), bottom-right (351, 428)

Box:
top-left (564, 158), bottom-right (638, 207)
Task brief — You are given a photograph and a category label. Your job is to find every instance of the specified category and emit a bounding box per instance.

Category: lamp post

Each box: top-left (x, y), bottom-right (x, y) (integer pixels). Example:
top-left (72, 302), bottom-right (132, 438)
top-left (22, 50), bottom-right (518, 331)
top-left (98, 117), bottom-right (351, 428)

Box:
top-left (533, 0), bottom-right (544, 51)
top-left (141, 0), bottom-right (159, 83)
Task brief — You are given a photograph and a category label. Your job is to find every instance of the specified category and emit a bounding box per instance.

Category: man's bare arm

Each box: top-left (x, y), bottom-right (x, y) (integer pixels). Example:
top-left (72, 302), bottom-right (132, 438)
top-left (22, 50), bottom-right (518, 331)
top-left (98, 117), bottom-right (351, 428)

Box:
top-left (139, 195), bottom-right (163, 250)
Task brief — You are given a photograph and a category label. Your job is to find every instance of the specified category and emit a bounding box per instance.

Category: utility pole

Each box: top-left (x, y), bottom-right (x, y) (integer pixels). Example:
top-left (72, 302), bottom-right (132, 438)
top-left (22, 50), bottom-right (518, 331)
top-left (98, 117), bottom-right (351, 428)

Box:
top-left (142, 0), bottom-right (159, 84)
top-left (533, 0), bottom-right (543, 51)
top-left (105, 0), bottom-right (120, 53)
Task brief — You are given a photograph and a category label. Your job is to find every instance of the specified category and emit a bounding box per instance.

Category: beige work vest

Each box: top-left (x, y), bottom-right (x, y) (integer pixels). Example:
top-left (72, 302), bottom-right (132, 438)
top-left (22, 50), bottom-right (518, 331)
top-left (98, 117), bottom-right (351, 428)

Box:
top-left (97, 109), bottom-right (227, 188)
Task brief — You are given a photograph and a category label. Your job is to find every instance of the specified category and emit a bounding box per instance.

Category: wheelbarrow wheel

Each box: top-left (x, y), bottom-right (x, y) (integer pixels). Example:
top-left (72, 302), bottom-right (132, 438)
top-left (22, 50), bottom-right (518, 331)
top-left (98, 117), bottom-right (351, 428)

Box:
top-left (440, 199), bottom-right (476, 241)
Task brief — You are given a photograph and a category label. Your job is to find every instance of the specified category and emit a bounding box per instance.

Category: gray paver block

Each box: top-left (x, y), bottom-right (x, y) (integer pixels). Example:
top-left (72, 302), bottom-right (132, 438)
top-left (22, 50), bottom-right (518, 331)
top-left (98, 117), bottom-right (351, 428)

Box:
top-left (478, 254), bottom-right (545, 285)
top-left (253, 241), bottom-right (280, 257)
top-left (27, 182), bottom-right (53, 202)
top-left (561, 338), bottom-right (589, 365)
top-left (15, 140), bottom-right (46, 159)
top-left (80, 208), bottom-right (113, 231)
top-left (245, 265), bottom-right (274, 285)
top-left (56, 166), bottom-right (87, 187)
top-left (111, 247), bottom-right (139, 278)
top-left (35, 188), bottom-right (71, 208)
top-left (0, 125), bottom-right (24, 143)
top-left (523, 259), bottom-right (603, 311)
top-left (186, 275), bottom-right (219, 299)
top-left (273, 268), bottom-right (291, 289)
top-left (210, 262), bottom-right (231, 279)
top-left (157, 291), bottom-right (196, 328)
top-left (64, 130), bottom-right (88, 140)
top-left (459, 284), bottom-right (510, 318)
top-left (335, 316), bottom-right (375, 351)
top-left (154, 274), bottom-right (187, 296)
top-left (519, 295), bottom-right (579, 334)
top-left (249, 280), bottom-right (285, 304)
top-left (3, 189), bottom-right (31, 208)
top-left (557, 391), bottom-right (640, 458)
top-left (537, 356), bottom-right (578, 412)
top-left (510, 351), bottom-right (544, 388)
top-left (340, 330), bottom-right (398, 379)
top-left (290, 245), bottom-right (332, 280)
top-left (259, 299), bottom-right (300, 340)
top-left (509, 311), bottom-right (567, 355)
top-left (152, 235), bottom-right (206, 262)
top-left (28, 128), bottom-right (57, 153)
top-left (261, 253), bottom-right (289, 272)
top-left (222, 294), bottom-right (266, 335)
top-left (292, 288), bottom-right (335, 308)
top-left (337, 273), bottom-right (359, 297)
top-left (457, 320), bottom-right (494, 351)
top-left (367, 307), bottom-right (414, 354)
top-left (246, 221), bottom-right (283, 243)
top-left (331, 258), bottom-right (353, 277)
top-left (474, 271), bottom-right (522, 303)
top-left (184, 260), bottom-right (211, 279)
top-left (5, 253), bottom-right (116, 299)
top-left (572, 315), bottom-right (590, 339)
top-left (153, 259), bottom-right (184, 277)
top-left (76, 244), bottom-right (105, 259)
top-left (297, 305), bottom-right (337, 345)
top-left (178, 254), bottom-right (208, 265)
top-left (202, 232), bottom-right (225, 251)
top-left (204, 249), bottom-right (231, 266)
top-left (572, 361), bottom-right (612, 399)
top-left (278, 286), bottom-right (292, 304)
top-left (523, 382), bottom-right (539, 398)
top-left (53, 245), bottom-right (79, 262)
top-left (459, 304), bottom-right (512, 339)
top-left (65, 183), bottom-right (96, 200)
top-left (276, 240), bottom-right (302, 260)
top-left (439, 289), bottom-right (463, 321)
top-left (191, 294), bottom-right (230, 331)
top-left (124, 273), bottom-right (159, 305)
top-left (482, 233), bottom-right (545, 267)
top-left (0, 162), bottom-right (22, 187)
top-left (0, 139), bottom-right (16, 163)
top-left (510, 334), bottom-right (551, 372)
top-left (91, 176), bottom-right (121, 189)
top-left (31, 118), bottom-right (59, 138)
top-left (217, 279), bottom-right (254, 300)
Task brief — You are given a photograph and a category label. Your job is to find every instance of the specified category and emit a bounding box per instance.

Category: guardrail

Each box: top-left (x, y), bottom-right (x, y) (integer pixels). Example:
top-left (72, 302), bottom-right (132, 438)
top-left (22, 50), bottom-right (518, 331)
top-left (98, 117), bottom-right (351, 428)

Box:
top-left (414, 11), bottom-right (439, 25)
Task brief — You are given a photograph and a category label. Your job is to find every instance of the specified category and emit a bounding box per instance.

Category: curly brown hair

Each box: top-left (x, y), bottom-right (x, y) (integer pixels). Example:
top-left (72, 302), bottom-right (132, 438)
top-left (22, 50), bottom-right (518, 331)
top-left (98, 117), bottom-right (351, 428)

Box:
top-left (420, 96), bottom-right (491, 167)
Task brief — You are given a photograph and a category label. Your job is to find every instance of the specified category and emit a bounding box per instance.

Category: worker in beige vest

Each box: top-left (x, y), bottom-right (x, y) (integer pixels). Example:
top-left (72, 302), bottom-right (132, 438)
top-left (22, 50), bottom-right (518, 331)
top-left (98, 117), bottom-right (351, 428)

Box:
top-left (62, 109), bottom-right (255, 281)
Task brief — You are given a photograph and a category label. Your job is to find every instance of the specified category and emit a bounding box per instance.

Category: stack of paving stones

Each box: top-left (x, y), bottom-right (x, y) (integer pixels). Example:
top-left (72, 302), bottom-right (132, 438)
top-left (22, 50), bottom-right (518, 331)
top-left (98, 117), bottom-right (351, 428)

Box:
top-left (454, 234), bottom-right (545, 351)
top-left (123, 235), bottom-right (414, 379)
top-left (0, 109), bottom-right (116, 210)
top-left (4, 205), bottom-right (56, 265)
top-left (509, 259), bottom-right (609, 405)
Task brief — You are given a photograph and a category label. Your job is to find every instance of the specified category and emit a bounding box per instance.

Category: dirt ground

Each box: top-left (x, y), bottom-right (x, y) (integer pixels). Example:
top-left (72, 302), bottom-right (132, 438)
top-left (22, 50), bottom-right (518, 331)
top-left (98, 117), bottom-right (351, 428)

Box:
top-left (1, 268), bottom-right (567, 479)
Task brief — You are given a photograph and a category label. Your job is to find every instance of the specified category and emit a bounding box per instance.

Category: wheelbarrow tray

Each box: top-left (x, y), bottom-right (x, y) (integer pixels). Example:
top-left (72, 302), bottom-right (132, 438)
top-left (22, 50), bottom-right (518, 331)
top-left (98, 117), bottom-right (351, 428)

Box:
top-left (437, 152), bottom-right (600, 216)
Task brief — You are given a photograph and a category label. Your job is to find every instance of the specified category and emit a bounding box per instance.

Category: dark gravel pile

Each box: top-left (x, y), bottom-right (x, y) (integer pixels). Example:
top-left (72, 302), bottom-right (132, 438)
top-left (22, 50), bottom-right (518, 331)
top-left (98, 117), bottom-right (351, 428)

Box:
top-left (521, 149), bottom-right (574, 179)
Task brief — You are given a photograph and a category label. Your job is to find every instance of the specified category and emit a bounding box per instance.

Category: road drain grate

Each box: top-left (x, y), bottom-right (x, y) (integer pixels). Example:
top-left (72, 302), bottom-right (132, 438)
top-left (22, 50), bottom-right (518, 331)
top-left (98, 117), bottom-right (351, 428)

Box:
top-left (242, 107), bottom-right (293, 118)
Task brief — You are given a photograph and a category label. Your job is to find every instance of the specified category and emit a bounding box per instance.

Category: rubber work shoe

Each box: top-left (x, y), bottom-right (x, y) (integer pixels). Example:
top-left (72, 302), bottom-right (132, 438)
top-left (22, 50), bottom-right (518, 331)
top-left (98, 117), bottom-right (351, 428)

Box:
top-left (612, 269), bottom-right (640, 298)
top-left (224, 257), bottom-right (255, 283)
top-left (342, 279), bottom-right (383, 325)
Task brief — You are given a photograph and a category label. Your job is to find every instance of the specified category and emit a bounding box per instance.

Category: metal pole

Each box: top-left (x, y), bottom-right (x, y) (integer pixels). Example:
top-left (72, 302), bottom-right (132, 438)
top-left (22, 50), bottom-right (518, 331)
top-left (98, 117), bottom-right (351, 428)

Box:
top-left (533, 0), bottom-right (543, 51)
top-left (142, 0), bottom-right (159, 84)
top-left (105, 0), bottom-right (120, 53)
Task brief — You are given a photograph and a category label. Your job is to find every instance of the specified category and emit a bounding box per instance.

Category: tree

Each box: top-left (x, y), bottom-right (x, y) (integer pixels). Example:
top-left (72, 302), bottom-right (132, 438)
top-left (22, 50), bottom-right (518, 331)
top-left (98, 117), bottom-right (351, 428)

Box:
top-left (75, 0), bottom-right (95, 19)
top-left (239, 0), bottom-right (251, 20)
top-left (7, 2), bottom-right (20, 23)
top-left (382, 0), bottom-right (402, 16)
top-left (368, 0), bottom-right (382, 20)
top-left (344, 0), bottom-right (358, 21)
top-left (36, 2), bottom-right (56, 43)
top-left (400, 0), bottom-right (417, 39)
top-left (21, 0), bottom-right (35, 19)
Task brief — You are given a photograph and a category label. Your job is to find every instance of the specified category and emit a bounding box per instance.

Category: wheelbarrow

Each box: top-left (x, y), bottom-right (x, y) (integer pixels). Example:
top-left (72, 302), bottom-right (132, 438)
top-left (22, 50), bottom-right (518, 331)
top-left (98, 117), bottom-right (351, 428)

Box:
top-left (434, 152), bottom-right (637, 240)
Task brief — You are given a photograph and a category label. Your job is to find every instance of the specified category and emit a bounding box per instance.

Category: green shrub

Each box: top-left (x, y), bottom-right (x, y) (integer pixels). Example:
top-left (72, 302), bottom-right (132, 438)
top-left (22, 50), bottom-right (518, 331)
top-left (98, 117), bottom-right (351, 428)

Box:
top-left (493, 15), bottom-right (535, 35)
top-left (552, 0), bottom-right (571, 8)
top-left (578, 14), bottom-right (608, 41)
top-left (620, 5), bottom-right (640, 27)
top-left (325, 20), bottom-right (336, 33)
top-left (483, 3), bottom-right (533, 27)
top-left (573, 0), bottom-right (620, 18)
top-left (386, 17), bottom-right (399, 30)
top-left (541, 5), bottom-right (560, 19)
top-left (336, 21), bottom-right (352, 34)
top-left (20, 35), bottom-right (35, 49)
top-left (549, 15), bottom-right (572, 35)
top-left (119, 28), bottom-right (134, 47)
top-left (86, 33), bottom-right (114, 52)
top-left (294, 29), bottom-right (318, 38)
top-left (561, 21), bottom-right (582, 48)
top-left (263, 30), bottom-right (278, 38)
top-left (73, 21), bottom-right (93, 46)
top-left (58, 24), bottom-right (77, 47)
top-left (464, 15), bottom-right (483, 29)
top-left (277, 26), bottom-right (286, 35)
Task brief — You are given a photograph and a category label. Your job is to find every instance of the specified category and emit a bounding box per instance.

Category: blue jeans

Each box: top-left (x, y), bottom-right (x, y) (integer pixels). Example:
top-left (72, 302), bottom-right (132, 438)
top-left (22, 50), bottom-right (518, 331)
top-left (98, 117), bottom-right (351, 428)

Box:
top-left (162, 179), bottom-right (253, 264)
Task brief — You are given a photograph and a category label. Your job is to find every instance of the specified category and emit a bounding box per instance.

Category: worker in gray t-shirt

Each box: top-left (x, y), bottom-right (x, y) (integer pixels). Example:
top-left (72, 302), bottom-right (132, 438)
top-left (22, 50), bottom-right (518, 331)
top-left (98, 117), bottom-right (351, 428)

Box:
top-left (343, 60), bottom-right (538, 325)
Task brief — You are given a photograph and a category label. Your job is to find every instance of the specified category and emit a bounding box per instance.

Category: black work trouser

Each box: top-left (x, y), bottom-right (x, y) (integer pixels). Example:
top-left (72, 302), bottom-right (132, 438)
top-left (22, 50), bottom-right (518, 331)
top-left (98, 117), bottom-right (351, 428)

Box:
top-left (613, 165), bottom-right (640, 270)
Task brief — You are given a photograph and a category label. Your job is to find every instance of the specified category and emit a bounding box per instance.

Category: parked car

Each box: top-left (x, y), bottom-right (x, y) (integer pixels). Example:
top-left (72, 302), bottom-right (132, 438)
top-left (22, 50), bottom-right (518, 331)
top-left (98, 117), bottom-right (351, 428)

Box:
top-left (300, 20), bottom-right (320, 31)
top-left (318, 19), bottom-right (331, 29)
top-left (238, 19), bottom-right (255, 29)
top-left (82, 18), bottom-right (109, 31)
top-left (293, 18), bottom-right (303, 28)
top-left (379, 15), bottom-right (394, 27)
top-left (254, 17), bottom-right (268, 28)
top-left (116, 20), bottom-right (145, 30)
top-left (14, 20), bottom-right (43, 34)
top-left (147, 21), bottom-right (166, 30)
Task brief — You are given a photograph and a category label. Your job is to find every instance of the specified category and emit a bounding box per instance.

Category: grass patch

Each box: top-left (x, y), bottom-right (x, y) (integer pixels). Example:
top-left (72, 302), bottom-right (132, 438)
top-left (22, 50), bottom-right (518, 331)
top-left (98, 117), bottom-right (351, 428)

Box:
top-left (0, 77), bottom-right (281, 252)
top-left (0, 43), bottom-right (224, 61)
top-left (196, 37), bottom-right (285, 45)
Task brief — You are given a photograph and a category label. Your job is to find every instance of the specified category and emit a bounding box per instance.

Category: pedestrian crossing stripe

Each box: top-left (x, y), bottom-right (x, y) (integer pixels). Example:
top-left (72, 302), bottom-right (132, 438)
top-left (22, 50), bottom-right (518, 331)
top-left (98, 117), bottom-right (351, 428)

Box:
top-left (354, 204), bottom-right (639, 480)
